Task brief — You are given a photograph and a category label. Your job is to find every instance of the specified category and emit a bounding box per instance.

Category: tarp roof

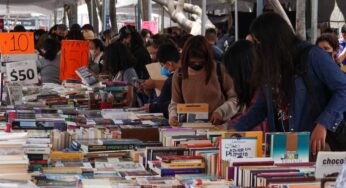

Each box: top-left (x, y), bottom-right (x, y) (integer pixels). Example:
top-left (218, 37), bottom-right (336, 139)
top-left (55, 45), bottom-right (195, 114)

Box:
top-left (0, 0), bottom-right (76, 15)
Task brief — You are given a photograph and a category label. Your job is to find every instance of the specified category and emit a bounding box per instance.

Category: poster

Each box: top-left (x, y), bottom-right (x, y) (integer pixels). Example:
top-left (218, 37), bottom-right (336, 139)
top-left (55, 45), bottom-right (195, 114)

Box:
top-left (221, 137), bottom-right (257, 160)
top-left (6, 60), bottom-right (39, 85)
top-left (60, 40), bottom-right (89, 81)
top-left (0, 32), bottom-right (35, 54)
top-left (142, 21), bottom-right (159, 34)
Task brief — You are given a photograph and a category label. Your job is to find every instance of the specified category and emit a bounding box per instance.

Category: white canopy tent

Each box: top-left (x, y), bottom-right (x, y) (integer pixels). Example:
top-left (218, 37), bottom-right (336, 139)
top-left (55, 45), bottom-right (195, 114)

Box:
top-left (0, 0), bottom-right (76, 15)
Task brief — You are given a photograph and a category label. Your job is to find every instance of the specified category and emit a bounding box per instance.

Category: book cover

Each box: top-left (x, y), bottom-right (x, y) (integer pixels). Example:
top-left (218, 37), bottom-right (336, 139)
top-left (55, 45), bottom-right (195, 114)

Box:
top-left (75, 66), bottom-right (98, 86)
top-left (177, 103), bottom-right (209, 123)
top-left (221, 137), bottom-right (257, 160)
top-left (222, 131), bottom-right (263, 157)
top-left (268, 132), bottom-right (310, 163)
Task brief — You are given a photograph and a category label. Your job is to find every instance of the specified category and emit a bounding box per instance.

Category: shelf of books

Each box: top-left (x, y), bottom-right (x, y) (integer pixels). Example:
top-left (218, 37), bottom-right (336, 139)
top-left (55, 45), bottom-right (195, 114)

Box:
top-left (0, 75), bottom-right (342, 187)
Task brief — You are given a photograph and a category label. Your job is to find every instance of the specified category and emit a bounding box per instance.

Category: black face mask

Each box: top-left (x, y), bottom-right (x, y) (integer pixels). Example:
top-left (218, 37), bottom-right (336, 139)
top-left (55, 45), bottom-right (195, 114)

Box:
top-left (189, 63), bottom-right (204, 71)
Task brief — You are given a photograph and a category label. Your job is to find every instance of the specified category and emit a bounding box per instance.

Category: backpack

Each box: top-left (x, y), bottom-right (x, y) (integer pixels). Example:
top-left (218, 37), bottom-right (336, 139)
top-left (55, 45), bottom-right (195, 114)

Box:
top-left (295, 43), bottom-right (346, 151)
top-left (177, 63), bottom-right (228, 103)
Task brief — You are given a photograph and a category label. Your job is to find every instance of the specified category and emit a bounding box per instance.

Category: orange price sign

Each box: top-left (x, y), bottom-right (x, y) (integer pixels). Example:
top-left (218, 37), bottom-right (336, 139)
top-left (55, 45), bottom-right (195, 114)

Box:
top-left (60, 40), bottom-right (90, 81)
top-left (0, 32), bottom-right (35, 54)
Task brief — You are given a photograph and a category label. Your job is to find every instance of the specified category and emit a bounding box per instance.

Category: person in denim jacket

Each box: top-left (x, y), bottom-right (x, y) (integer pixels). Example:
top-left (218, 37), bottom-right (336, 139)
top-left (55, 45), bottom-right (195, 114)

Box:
top-left (226, 13), bottom-right (346, 155)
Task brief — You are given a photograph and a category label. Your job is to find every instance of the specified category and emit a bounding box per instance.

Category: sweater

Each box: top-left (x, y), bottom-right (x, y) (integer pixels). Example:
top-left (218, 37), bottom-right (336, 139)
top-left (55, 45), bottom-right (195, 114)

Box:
top-left (37, 53), bottom-right (61, 84)
top-left (168, 63), bottom-right (238, 122)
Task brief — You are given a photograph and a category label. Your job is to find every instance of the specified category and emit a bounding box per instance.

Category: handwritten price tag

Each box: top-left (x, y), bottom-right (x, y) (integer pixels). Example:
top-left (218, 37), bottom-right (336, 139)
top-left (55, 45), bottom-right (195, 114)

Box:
top-left (0, 32), bottom-right (35, 54)
top-left (60, 40), bottom-right (89, 81)
top-left (6, 60), bottom-right (39, 85)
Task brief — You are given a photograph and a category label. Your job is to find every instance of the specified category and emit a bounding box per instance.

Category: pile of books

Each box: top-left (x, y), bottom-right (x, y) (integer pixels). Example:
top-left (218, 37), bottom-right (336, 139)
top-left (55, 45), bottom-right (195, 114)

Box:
top-left (25, 132), bottom-right (51, 172)
top-left (149, 155), bottom-right (206, 176)
top-left (0, 132), bottom-right (30, 180)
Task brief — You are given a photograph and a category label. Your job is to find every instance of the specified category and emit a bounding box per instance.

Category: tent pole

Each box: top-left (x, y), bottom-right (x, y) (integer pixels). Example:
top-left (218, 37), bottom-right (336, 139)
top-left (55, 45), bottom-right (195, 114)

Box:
top-left (235, 0), bottom-right (238, 41)
top-left (201, 0), bottom-right (206, 36)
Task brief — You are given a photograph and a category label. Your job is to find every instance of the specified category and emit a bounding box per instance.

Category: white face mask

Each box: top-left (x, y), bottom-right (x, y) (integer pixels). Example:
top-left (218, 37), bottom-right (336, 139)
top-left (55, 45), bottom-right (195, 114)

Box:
top-left (90, 50), bottom-right (95, 58)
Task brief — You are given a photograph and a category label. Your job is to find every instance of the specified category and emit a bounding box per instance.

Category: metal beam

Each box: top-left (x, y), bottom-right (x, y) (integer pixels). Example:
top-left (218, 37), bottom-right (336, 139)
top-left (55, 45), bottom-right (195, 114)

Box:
top-left (257, 0), bottom-right (263, 16)
top-left (102, 0), bottom-right (110, 31)
top-left (311, 0), bottom-right (318, 43)
top-left (235, 0), bottom-right (238, 40)
top-left (148, 0), bottom-right (152, 21)
top-left (91, 0), bottom-right (94, 26)
top-left (136, 0), bottom-right (142, 30)
top-left (201, 0), bottom-right (206, 35)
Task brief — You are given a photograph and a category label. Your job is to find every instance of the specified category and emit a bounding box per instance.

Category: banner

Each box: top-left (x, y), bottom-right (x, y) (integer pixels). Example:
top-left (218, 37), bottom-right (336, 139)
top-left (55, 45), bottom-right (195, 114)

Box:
top-left (0, 32), bottom-right (35, 54)
top-left (60, 40), bottom-right (89, 81)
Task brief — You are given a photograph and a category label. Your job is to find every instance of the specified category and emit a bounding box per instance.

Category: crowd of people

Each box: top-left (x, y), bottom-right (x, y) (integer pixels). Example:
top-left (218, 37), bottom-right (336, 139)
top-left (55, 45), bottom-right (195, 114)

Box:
top-left (7, 12), bottom-right (346, 154)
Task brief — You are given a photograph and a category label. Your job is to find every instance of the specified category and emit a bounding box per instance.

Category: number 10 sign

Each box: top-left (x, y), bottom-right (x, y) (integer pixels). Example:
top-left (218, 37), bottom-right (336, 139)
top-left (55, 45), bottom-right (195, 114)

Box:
top-left (6, 60), bottom-right (39, 85)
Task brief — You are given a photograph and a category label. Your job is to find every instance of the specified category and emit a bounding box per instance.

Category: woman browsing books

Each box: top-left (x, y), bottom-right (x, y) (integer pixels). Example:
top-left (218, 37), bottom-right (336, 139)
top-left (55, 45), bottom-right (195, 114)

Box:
top-left (168, 36), bottom-right (238, 126)
top-left (226, 13), bottom-right (346, 153)
top-left (102, 42), bottom-right (139, 107)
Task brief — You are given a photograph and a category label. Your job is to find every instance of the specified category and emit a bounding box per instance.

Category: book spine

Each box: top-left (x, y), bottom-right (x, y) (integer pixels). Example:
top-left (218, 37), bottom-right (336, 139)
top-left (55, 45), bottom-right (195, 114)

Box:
top-left (28, 154), bottom-right (49, 161)
top-left (50, 152), bottom-right (84, 160)
top-left (25, 147), bottom-right (51, 154)
top-left (27, 138), bottom-right (51, 144)
top-left (29, 160), bottom-right (49, 165)
top-left (87, 144), bottom-right (135, 152)
top-left (161, 163), bottom-right (205, 169)
top-left (161, 168), bottom-right (205, 176)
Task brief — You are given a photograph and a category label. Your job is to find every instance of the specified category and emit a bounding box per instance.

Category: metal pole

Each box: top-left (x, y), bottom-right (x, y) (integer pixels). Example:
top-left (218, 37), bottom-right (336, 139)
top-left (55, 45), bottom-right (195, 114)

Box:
top-left (137, 0), bottom-right (142, 31)
top-left (102, 0), bottom-right (110, 31)
top-left (256, 0), bottom-right (263, 16)
top-left (91, 0), bottom-right (94, 26)
top-left (148, 0), bottom-right (152, 21)
top-left (201, 0), bottom-right (206, 36)
top-left (54, 9), bottom-right (57, 25)
top-left (235, 0), bottom-right (238, 41)
top-left (161, 6), bottom-right (164, 32)
top-left (311, 0), bottom-right (318, 43)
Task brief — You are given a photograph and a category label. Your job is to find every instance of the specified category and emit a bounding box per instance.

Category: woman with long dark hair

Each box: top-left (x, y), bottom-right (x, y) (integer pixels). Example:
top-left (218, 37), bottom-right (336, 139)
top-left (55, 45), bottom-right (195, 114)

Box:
top-left (103, 42), bottom-right (138, 107)
top-left (223, 40), bottom-right (267, 131)
top-left (168, 35), bottom-right (238, 126)
top-left (231, 13), bottom-right (346, 153)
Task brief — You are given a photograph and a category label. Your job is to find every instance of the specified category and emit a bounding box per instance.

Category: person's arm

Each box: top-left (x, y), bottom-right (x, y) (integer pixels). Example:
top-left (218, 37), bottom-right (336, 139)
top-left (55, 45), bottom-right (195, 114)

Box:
top-left (337, 47), bottom-right (346, 64)
top-left (231, 91), bottom-right (268, 131)
top-left (168, 73), bottom-right (183, 126)
top-left (142, 79), bottom-right (166, 91)
top-left (213, 64), bottom-right (239, 122)
top-left (311, 47), bottom-right (346, 131)
top-left (148, 77), bottom-right (172, 117)
top-left (122, 68), bottom-right (139, 107)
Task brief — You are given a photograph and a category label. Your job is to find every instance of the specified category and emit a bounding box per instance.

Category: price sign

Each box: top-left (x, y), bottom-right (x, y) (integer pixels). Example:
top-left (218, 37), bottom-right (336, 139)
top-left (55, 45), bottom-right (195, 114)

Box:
top-left (0, 32), bottom-right (35, 54)
top-left (60, 40), bottom-right (89, 81)
top-left (6, 60), bottom-right (39, 85)
top-left (221, 137), bottom-right (257, 160)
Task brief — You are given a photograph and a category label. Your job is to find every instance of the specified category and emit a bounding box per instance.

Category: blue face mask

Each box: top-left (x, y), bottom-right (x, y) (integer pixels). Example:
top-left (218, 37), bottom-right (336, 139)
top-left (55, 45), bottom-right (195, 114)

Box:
top-left (160, 67), bottom-right (171, 77)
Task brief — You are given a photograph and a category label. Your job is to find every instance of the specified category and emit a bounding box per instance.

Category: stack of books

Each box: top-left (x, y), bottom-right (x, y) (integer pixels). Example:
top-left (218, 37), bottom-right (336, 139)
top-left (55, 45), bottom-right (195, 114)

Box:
top-left (148, 155), bottom-right (206, 176)
top-left (0, 132), bottom-right (30, 180)
top-left (25, 134), bottom-right (51, 172)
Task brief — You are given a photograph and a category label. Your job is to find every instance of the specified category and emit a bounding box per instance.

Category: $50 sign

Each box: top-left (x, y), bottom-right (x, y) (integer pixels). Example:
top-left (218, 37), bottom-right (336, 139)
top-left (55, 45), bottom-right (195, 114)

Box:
top-left (6, 60), bottom-right (38, 85)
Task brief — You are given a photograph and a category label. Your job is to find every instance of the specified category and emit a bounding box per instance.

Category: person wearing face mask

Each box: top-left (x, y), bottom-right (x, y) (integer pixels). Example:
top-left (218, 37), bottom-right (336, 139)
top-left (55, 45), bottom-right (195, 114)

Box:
top-left (168, 36), bottom-right (238, 126)
top-left (143, 44), bottom-right (180, 118)
top-left (89, 39), bottom-right (104, 74)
